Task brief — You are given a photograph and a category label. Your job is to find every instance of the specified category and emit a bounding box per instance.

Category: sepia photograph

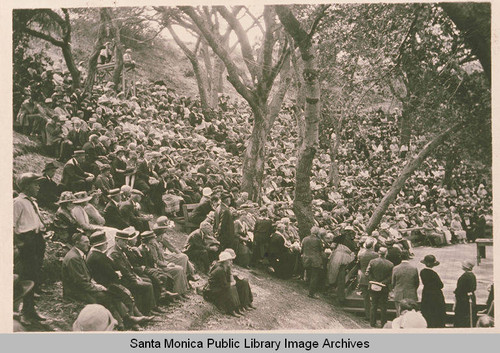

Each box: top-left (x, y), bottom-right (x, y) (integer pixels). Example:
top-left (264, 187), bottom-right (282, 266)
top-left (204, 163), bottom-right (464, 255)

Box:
top-left (10, 1), bottom-right (493, 332)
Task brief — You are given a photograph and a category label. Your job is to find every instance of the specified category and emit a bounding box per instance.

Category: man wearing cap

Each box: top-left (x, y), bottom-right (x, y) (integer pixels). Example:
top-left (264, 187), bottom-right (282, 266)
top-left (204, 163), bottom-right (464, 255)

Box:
top-left (104, 188), bottom-right (128, 229)
top-left (108, 228), bottom-right (157, 315)
top-left (184, 221), bottom-right (219, 273)
top-left (251, 206), bottom-right (274, 267)
top-left (358, 238), bottom-right (379, 321)
top-left (86, 231), bottom-right (151, 329)
top-left (61, 150), bottom-right (95, 191)
top-left (37, 162), bottom-right (61, 209)
top-left (301, 228), bottom-right (324, 299)
top-left (454, 260), bottom-right (477, 327)
top-left (366, 247), bottom-right (394, 328)
top-left (392, 251), bottom-right (419, 316)
top-left (13, 173), bottom-right (46, 322)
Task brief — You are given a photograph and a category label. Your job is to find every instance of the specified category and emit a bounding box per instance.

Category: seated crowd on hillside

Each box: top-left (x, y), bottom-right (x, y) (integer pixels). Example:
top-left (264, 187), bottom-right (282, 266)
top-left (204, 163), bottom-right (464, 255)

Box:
top-left (13, 62), bottom-right (493, 330)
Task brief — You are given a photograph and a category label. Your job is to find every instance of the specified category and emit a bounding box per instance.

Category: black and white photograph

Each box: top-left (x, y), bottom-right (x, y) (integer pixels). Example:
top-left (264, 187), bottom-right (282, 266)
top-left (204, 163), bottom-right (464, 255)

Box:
top-left (9, 0), bottom-right (493, 333)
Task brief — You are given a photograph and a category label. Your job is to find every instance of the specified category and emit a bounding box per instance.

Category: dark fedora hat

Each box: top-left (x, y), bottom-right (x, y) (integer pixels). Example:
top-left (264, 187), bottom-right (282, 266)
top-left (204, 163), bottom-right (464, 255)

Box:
top-left (140, 230), bottom-right (155, 242)
top-left (89, 230), bottom-right (107, 247)
top-left (43, 162), bottom-right (58, 173)
top-left (421, 254), bottom-right (440, 268)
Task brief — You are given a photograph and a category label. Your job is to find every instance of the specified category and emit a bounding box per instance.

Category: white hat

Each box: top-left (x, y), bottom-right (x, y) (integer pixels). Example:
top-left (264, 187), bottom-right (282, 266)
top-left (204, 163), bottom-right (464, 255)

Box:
top-left (218, 251), bottom-right (234, 262)
top-left (72, 304), bottom-right (117, 331)
top-left (202, 187), bottom-right (213, 197)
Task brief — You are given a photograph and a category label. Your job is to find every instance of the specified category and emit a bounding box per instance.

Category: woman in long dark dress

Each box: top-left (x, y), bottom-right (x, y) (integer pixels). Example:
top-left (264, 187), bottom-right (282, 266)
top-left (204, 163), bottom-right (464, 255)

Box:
top-left (454, 260), bottom-right (477, 327)
top-left (420, 255), bottom-right (446, 328)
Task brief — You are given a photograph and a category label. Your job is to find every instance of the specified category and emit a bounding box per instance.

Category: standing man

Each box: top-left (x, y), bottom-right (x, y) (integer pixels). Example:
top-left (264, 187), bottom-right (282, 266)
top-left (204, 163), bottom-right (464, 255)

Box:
top-left (37, 162), bottom-right (61, 210)
top-left (251, 206), bottom-right (274, 266)
top-left (454, 260), bottom-right (477, 327)
top-left (366, 247), bottom-right (394, 328)
top-left (218, 192), bottom-right (236, 251)
top-left (301, 228), bottom-right (324, 299)
top-left (358, 238), bottom-right (378, 321)
top-left (392, 251), bottom-right (419, 316)
top-left (13, 173), bottom-right (46, 322)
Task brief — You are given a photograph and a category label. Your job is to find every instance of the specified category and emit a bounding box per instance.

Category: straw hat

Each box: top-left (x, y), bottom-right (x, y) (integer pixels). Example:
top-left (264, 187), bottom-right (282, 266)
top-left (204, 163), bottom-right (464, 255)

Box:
top-left (218, 251), bottom-right (234, 262)
top-left (72, 304), bottom-right (117, 331)
top-left (72, 191), bottom-right (92, 204)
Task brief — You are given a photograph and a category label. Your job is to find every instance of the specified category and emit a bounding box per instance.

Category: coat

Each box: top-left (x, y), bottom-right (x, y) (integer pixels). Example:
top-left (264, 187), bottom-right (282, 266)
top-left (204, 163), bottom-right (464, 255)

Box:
top-left (37, 176), bottom-right (61, 208)
top-left (183, 229), bottom-right (209, 256)
top-left (86, 249), bottom-right (120, 288)
top-left (358, 248), bottom-right (378, 286)
top-left (61, 158), bottom-right (88, 191)
top-left (392, 261), bottom-right (419, 302)
top-left (327, 244), bottom-right (355, 285)
top-left (61, 247), bottom-right (99, 301)
top-left (218, 206), bottom-right (236, 250)
top-left (386, 246), bottom-right (402, 266)
top-left (366, 256), bottom-right (394, 289)
top-left (454, 270), bottom-right (477, 327)
top-left (104, 200), bottom-right (128, 229)
top-left (107, 245), bottom-right (141, 288)
top-left (301, 235), bottom-right (323, 268)
top-left (189, 201), bottom-right (213, 227)
top-left (420, 268), bottom-right (446, 328)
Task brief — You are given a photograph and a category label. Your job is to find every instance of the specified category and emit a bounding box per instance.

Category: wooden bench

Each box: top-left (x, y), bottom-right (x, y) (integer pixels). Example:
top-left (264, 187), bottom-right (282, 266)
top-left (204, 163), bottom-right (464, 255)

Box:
top-left (182, 203), bottom-right (199, 233)
top-left (475, 238), bottom-right (493, 265)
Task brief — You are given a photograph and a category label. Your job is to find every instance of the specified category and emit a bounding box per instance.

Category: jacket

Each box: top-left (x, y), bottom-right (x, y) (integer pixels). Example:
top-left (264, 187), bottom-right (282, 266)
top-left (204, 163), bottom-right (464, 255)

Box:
top-left (301, 235), bottom-right (324, 268)
top-left (392, 261), bottom-right (419, 301)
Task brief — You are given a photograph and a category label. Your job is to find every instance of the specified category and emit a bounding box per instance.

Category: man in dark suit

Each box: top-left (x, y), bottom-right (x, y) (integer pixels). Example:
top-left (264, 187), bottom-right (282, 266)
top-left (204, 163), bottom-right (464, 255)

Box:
top-left (358, 238), bottom-right (379, 320)
top-left (119, 190), bottom-right (151, 232)
top-left (61, 150), bottom-right (94, 191)
top-left (61, 233), bottom-right (109, 304)
top-left (189, 195), bottom-right (218, 228)
top-left (86, 230), bottom-right (151, 329)
top-left (104, 188), bottom-right (129, 229)
top-left (218, 192), bottom-right (236, 250)
top-left (107, 228), bottom-right (157, 316)
top-left (392, 251), bottom-right (419, 316)
top-left (301, 228), bottom-right (324, 298)
top-left (366, 247), bottom-right (394, 327)
top-left (251, 206), bottom-right (274, 266)
top-left (183, 222), bottom-right (219, 273)
top-left (37, 162), bottom-right (61, 210)
top-left (386, 239), bottom-right (402, 266)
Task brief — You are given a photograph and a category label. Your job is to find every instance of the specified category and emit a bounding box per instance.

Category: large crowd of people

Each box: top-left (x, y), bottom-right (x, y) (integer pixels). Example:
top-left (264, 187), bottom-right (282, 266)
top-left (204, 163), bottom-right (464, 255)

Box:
top-left (13, 57), bottom-right (493, 331)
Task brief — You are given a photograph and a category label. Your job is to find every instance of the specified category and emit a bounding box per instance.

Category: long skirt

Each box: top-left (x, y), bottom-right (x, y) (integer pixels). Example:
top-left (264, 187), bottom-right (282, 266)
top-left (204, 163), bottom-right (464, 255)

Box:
top-left (235, 278), bottom-right (253, 307)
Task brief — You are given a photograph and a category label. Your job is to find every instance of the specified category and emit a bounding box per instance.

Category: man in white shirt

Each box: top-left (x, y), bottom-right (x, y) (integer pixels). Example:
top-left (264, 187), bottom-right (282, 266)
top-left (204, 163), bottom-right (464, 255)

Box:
top-left (13, 173), bottom-right (46, 322)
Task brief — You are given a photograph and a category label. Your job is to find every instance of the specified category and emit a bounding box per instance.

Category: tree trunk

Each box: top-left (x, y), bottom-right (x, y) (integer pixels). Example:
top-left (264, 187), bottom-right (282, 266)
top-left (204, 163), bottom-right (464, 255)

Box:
top-left (365, 123), bottom-right (462, 234)
top-left (276, 5), bottom-right (321, 239)
top-left (241, 111), bottom-right (268, 202)
top-left (328, 134), bottom-right (340, 187)
top-left (400, 105), bottom-right (412, 148)
top-left (84, 9), bottom-right (108, 94)
top-left (442, 151), bottom-right (460, 188)
top-left (61, 44), bottom-right (80, 90)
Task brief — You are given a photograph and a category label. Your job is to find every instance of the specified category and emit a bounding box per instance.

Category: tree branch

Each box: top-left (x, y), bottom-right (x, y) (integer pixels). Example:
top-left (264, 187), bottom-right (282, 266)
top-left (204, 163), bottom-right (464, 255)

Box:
top-left (22, 27), bottom-right (64, 47)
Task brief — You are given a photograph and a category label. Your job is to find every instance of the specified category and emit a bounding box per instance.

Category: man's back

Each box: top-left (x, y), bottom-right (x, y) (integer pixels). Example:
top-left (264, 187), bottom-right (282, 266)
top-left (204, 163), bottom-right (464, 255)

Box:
top-left (392, 261), bottom-right (419, 301)
top-left (367, 257), bottom-right (394, 286)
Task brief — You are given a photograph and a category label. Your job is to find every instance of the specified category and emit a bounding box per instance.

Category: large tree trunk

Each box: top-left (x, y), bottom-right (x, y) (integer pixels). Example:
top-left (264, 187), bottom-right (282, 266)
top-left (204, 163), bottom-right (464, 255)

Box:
top-left (328, 134), bottom-right (340, 187)
top-left (241, 110), bottom-right (268, 202)
top-left (400, 101), bottom-right (412, 148)
top-left (61, 42), bottom-right (80, 90)
top-left (442, 150), bottom-right (460, 188)
top-left (276, 5), bottom-right (321, 239)
top-left (365, 123), bottom-right (462, 234)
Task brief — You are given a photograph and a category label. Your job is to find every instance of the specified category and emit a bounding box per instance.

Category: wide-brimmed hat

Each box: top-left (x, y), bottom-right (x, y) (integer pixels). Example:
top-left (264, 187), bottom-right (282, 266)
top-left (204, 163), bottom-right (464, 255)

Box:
top-left (17, 172), bottom-right (43, 190)
top-left (153, 216), bottom-right (170, 230)
top-left (421, 255), bottom-right (440, 268)
top-left (224, 248), bottom-right (237, 259)
top-left (462, 260), bottom-right (475, 271)
top-left (89, 230), bottom-right (107, 247)
top-left (218, 251), bottom-right (234, 262)
top-left (14, 274), bottom-right (34, 302)
top-left (115, 226), bottom-right (139, 240)
top-left (56, 191), bottom-right (75, 204)
top-left (72, 304), bottom-right (117, 331)
top-left (107, 188), bottom-right (120, 197)
top-left (73, 150), bottom-right (86, 157)
top-left (140, 230), bottom-right (155, 242)
top-left (73, 191), bottom-right (92, 204)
